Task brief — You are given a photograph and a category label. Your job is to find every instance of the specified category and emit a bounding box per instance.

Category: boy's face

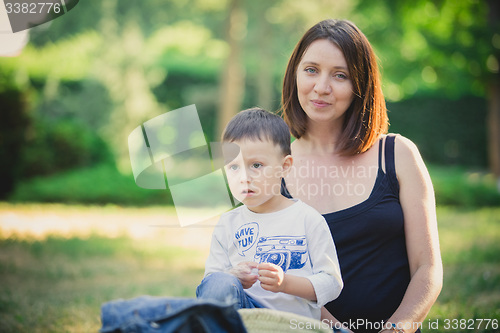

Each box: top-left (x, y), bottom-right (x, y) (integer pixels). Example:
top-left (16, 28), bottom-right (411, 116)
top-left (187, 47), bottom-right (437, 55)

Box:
top-left (224, 138), bottom-right (291, 214)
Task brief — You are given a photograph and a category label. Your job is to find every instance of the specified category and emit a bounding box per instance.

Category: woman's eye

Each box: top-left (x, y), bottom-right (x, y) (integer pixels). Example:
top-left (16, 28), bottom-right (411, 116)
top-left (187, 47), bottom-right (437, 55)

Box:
top-left (304, 67), bottom-right (317, 74)
top-left (334, 73), bottom-right (348, 80)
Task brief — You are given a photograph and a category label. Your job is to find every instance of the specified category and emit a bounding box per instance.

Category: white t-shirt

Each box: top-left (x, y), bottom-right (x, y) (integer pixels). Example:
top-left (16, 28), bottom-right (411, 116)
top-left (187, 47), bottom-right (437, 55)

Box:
top-left (204, 199), bottom-right (343, 319)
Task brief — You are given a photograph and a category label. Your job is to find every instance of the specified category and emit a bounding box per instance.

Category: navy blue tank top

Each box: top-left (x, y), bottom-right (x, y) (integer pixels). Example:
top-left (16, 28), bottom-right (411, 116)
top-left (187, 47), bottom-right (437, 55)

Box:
top-left (282, 135), bottom-right (412, 333)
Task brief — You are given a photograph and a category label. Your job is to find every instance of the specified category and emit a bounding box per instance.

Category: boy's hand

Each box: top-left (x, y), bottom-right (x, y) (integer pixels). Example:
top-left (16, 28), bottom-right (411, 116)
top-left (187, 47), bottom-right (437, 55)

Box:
top-left (257, 262), bottom-right (285, 293)
top-left (228, 262), bottom-right (259, 289)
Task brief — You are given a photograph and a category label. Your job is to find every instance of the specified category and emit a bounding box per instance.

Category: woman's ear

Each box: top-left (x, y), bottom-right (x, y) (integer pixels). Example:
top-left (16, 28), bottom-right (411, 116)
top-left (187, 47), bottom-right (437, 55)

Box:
top-left (281, 155), bottom-right (293, 175)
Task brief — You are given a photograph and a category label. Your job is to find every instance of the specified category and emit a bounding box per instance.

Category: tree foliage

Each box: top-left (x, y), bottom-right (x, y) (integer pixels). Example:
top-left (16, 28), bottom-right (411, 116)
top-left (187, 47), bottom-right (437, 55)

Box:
top-left (351, 0), bottom-right (495, 101)
top-left (0, 0), bottom-right (497, 197)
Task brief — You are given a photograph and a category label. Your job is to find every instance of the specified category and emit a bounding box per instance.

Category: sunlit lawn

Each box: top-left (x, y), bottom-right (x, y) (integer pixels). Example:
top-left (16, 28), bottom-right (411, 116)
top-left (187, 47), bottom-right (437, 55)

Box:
top-left (427, 207), bottom-right (500, 332)
top-left (0, 203), bottom-right (211, 333)
top-left (0, 204), bottom-right (499, 332)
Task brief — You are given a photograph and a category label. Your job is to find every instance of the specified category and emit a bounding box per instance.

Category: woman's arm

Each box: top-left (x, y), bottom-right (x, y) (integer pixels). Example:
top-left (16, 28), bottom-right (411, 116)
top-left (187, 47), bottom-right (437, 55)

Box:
top-left (381, 136), bottom-right (443, 332)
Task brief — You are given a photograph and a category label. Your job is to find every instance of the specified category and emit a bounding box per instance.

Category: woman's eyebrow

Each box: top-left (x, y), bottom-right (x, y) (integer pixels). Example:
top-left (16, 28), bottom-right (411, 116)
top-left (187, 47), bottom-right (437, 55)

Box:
top-left (300, 61), bottom-right (348, 70)
top-left (301, 61), bottom-right (320, 66)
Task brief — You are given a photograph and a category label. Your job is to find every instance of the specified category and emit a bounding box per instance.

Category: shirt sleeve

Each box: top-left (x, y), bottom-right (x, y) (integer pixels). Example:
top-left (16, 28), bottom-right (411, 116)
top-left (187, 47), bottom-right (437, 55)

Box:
top-left (305, 213), bottom-right (343, 308)
top-left (203, 220), bottom-right (233, 277)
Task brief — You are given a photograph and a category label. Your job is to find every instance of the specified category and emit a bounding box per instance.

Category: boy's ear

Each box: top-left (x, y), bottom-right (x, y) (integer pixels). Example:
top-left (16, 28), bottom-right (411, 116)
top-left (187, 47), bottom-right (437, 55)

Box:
top-left (282, 155), bottom-right (293, 175)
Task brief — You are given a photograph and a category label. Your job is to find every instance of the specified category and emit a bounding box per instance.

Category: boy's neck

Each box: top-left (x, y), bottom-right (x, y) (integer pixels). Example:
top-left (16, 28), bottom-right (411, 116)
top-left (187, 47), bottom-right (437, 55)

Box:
top-left (245, 195), bottom-right (295, 214)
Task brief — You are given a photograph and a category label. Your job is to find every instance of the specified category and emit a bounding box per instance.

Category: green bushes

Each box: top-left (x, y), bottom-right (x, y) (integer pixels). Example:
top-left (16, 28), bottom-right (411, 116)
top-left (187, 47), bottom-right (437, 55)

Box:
top-left (9, 163), bottom-right (173, 206)
top-left (21, 118), bottom-right (113, 178)
top-left (429, 165), bottom-right (500, 207)
top-left (388, 96), bottom-right (488, 168)
top-left (8, 163), bottom-right (499, 207)
top-left (0, 88), bottom-right (30, 199)
top-left (0, 79), bottom-right (114, 200)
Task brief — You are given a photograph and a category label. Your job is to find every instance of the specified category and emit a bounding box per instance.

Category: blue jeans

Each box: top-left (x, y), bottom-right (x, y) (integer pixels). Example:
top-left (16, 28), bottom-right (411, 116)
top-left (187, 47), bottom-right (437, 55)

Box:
top-left (99, 295), bottom-right (247, 333)
top-left (196, 272), bottom-right (265, 309)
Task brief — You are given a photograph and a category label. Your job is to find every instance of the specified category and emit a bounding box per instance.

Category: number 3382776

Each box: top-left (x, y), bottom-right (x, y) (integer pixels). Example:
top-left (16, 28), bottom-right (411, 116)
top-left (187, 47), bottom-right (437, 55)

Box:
top-left (5, 2), bottom-right (62, 14)
top-left (443, 319), bottom-right (498, 330)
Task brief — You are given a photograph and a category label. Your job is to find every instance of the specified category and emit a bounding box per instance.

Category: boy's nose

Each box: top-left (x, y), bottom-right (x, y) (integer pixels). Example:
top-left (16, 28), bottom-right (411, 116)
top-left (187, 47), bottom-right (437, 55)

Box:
top-left (240, 169), bottom-right (251, 183)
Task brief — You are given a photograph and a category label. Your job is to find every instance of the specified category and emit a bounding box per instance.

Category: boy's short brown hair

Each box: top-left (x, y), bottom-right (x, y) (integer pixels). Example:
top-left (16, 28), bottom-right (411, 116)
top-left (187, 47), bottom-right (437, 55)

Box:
top-left (222, 108), bottom-right (291, 156)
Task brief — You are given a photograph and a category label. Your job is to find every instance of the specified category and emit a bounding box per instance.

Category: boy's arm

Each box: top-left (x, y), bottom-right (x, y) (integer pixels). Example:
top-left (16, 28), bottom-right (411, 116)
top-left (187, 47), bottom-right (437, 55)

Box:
top-left (258, 262), bottom-right (317, 301)
top-left (258, 215), bottom-right (342, 304)
top-left (303, 215), bottom-right (343, 307)
top-left (205, 223), bottom-right (259, 289)
top-left (204, 225), bottom-right (232, 276)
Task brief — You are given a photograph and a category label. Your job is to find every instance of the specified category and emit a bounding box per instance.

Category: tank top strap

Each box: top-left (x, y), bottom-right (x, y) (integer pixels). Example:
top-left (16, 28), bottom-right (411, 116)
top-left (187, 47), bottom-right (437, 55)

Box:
top-left (384, 134), bottom-right (400, 195)
top-left (377, 137), bottom-right (383, 170)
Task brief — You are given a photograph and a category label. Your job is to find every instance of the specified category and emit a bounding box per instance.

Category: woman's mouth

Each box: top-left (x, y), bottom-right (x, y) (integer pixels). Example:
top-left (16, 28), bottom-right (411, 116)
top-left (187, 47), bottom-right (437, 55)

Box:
top-left (311, 99), bottom-right (331, 108)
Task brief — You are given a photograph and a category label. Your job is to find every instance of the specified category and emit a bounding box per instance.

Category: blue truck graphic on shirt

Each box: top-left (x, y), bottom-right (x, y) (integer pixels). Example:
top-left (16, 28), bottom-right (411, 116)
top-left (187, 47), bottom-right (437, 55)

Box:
top-left (254, 236), bottom-right (308, 272)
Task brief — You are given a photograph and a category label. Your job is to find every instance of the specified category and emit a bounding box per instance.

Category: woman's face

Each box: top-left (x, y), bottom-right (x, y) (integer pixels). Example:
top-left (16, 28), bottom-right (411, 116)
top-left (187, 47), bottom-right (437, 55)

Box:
top-left (296, 39), bottom-right (355, 127)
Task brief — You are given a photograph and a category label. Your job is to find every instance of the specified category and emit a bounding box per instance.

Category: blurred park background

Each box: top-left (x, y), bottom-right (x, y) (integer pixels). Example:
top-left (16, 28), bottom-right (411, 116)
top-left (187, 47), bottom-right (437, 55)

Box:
top-left (0, 0), bottom-right (499, 332)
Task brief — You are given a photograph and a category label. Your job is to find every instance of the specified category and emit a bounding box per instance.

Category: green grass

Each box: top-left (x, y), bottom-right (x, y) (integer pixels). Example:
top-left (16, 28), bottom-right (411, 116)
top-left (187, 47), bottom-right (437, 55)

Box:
top-left (0, 205), bottom-right (499, 332)
top-left (425, 207), bottom-right (500, 332)
top-left (0, 231), bottom-right (205, 333)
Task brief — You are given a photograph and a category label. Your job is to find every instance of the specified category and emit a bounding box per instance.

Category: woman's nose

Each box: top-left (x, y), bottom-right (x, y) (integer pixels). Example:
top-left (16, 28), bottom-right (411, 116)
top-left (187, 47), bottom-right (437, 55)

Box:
top-left (314, 75), bottom-right (332, 94)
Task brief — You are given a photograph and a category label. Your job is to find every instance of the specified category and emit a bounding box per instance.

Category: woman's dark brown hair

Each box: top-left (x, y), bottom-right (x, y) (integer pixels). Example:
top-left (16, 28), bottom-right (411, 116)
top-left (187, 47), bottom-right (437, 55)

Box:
top-left (281, 19), bottom-right (388, 155)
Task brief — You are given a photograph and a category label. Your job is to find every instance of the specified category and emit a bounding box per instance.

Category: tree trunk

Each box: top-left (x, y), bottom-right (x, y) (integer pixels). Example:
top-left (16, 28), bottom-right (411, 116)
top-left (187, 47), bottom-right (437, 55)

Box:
top-left (217, 0), bottom-right (246, 138)
top-left (256, 15), bottom-right (274, 112)
top-left (487, 0), bottom-right (500, 191)
top-left (97, 1), bottom-right (163, 172)
top-left (488, 83), bottom-right (500, 191)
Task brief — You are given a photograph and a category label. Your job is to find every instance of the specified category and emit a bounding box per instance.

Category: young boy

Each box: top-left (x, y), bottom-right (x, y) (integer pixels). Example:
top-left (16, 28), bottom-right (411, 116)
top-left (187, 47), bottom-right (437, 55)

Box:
top-left (196, 108), bottom-right (343, 320)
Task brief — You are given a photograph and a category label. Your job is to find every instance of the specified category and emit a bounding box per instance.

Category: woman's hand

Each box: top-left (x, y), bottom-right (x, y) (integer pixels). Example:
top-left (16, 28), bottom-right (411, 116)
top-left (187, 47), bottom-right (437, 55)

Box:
top-left (257, 262), bottom-right (285, 292)
top-left (229, 262), bottom-right (259, 289)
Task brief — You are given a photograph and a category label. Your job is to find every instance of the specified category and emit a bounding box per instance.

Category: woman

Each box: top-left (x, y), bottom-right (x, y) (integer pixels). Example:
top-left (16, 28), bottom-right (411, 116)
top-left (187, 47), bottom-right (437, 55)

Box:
top-left (280, 19), bottom-right (442, 333)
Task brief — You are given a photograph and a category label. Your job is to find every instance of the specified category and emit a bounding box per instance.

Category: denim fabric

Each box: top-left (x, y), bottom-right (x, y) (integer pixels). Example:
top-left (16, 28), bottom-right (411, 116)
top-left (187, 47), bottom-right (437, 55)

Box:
top-left (99, 295), bottom-right (247, 333)
top-left (196, 272), bottom-right (264, 309)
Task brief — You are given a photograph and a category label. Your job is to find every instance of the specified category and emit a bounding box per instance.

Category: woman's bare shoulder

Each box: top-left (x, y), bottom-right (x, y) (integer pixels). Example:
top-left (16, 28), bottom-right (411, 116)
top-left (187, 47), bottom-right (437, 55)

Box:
top-left (391, 134), bottom-right (429, 180)
top-left (392, 134), bottom-right (421, 159)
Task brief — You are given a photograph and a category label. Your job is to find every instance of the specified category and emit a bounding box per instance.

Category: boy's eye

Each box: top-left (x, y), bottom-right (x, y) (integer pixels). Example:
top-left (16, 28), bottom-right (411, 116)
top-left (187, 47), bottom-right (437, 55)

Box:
top-left (251, 163), bottom-right (263, 169)
top-left (228, 164), bottom-right (239, 171)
